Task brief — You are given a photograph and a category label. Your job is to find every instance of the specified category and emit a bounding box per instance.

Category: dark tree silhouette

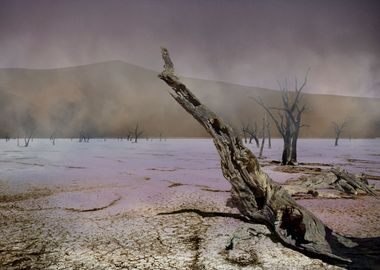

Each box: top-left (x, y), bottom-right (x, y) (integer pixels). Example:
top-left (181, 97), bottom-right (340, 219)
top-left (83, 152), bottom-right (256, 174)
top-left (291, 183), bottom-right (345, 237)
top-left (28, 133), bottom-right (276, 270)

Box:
top-left (259, 115), bottom-right (266, 158)
top-left (242, 122), bottom-right (259, 147)
top-left (50, 129), bottom-right (57, 145)
top-left (79, 130), bottom-right (90, 142)
top-left (254, 72), bottom-right (309, 165)
top-left (20, 112), bottom-right (36, 147)
top-left (332, 121), bottom-right (347, 146)
top-left (132, 124), bottom-right (144, 143)
top-left (23, 131), bottom-right (33, 147)
top-left (266, 117), bottom-right (271, 149)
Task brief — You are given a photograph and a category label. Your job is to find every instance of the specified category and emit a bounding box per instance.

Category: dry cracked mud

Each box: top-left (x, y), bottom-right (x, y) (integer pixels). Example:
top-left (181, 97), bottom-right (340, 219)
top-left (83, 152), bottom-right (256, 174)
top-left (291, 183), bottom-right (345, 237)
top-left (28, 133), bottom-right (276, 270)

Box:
top-left (0, 185), bottom-right (348, 270)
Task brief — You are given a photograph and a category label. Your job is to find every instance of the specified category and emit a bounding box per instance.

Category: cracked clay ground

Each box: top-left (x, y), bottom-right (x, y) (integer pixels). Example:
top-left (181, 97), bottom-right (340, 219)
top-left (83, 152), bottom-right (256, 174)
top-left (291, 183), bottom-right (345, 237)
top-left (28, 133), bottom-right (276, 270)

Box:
top-left (0, 139), bottom-right (379, 269)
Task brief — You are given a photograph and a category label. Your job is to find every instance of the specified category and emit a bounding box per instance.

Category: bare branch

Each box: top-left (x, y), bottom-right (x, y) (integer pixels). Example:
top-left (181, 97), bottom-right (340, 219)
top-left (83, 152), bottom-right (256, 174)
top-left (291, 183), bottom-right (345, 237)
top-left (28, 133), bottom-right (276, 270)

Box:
top-left (251, 97), bottom-right (285, 137)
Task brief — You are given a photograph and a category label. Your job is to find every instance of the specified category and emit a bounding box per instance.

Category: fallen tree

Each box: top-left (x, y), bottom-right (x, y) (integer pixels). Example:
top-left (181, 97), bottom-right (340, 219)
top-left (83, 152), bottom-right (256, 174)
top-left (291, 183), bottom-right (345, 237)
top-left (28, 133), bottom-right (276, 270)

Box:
top-left (283, 167), bottom-right (377, 199)
top-left (158, 48), bottom-right (379, 269)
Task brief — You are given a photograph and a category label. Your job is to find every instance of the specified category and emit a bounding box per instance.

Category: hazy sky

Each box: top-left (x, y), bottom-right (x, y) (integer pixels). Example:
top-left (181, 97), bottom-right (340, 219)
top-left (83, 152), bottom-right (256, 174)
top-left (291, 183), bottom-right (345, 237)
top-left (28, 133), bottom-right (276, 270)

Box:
top-left (1, 0), bottom-right (379, 97)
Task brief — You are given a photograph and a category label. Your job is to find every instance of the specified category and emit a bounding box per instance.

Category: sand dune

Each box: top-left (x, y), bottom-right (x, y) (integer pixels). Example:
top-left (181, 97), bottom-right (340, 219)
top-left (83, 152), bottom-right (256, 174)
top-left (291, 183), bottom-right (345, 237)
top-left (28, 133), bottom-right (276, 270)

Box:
top-left (0, 61), bottom-right (379, 138)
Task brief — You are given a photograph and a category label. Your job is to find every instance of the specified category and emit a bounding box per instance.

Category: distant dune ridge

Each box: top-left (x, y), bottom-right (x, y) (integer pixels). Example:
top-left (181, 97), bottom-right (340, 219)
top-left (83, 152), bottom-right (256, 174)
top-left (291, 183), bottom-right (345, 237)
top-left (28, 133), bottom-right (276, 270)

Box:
top-left (0, 61), bottom-right (379, 138)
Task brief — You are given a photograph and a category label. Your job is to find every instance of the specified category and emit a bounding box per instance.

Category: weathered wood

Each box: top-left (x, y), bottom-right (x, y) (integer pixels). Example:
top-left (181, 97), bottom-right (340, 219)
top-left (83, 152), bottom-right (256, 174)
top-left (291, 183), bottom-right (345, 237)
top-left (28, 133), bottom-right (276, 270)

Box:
top-left (284, 167), bottom-right (378, 199)
top-left (330, 168), bottom-right (377, 196)
top-left (158, 48), bottom-right (380, 268)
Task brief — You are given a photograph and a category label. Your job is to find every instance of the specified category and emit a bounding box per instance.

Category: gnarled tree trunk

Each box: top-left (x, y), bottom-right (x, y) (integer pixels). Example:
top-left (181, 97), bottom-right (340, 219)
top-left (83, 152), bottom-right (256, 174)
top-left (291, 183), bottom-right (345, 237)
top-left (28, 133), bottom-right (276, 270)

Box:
top-left (291, 120), bottom-right (300, 164)
top-left (158, 48), bottom-right (379, 269)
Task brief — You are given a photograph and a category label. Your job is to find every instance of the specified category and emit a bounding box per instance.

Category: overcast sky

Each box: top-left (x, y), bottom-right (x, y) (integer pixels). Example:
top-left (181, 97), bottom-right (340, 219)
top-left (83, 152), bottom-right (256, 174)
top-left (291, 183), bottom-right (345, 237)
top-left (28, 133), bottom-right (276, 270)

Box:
top-left (1, 0), bottom-right (379, 97)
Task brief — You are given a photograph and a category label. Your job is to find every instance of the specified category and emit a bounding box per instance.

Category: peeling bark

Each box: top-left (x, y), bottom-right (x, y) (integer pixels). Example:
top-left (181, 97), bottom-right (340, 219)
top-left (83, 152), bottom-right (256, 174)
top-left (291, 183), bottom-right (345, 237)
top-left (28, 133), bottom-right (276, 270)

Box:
top-left (158, 48), bottom-right (380, 269)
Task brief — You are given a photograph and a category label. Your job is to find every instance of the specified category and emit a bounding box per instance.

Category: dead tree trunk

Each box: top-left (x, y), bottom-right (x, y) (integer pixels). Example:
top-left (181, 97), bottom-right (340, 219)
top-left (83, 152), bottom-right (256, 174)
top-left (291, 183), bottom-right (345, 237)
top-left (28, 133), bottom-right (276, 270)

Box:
top-left (79, 130), bottom-right (90, 142)
top-left (333, 121), bottom-right (346, 146)
top-left (126, 131), bottom-right (132, 141)
top-left (241, 124), bottom-right (248, 143)
top-left (266, 118), bottom-right (271, 149)
top-left (254, 73), bottom-right (308, 165)
top-left (23, 131), bottom-right (33, 147)
top-left (283, 116), bottom-right (293, 165)
top-left (242, 122), bottom-right (259, 147)
top-left (290, 106), bottom-right (306, 164)
top-left (50, 130), bottom-right (56, 146)
top-left (259, 116), bottom-right (266, 158)
top-left (158, 48), bottom-right (379, 268)
top-left (248, 125), bottom-right (259, 147)
top-left (133, 124), bottom-right (144, 143)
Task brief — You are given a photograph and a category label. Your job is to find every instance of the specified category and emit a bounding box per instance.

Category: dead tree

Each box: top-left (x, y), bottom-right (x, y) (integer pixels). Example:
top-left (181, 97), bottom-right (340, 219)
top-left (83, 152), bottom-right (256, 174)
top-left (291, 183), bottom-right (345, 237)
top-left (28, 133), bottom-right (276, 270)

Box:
top-left (23, 130), bottom-right (33, 147)
top-left (254, 73), bottom-right (308, 165)
top-left (79, 130), bottom-right (90, 142)
top-left (50, 129), bottom-right (56, 145)
top-left (291, 104), bottom-right (307, 163)
top-left (132, 124), bottom-right (144, 143)
top-left (332, 121), bottom-right (347, 146)
top-left (126, 131), bottom-right (132, 141)
top-left (158, 48), bottom-right (379, 269)
top-left (242, 122), bottom-right (259, 147)
top-left (266, 118), bottom-right (271, 149)
top-left (20, 113), bottom-right (36, 147)
top-left (241, 123), bottom-right (248, 143)
top-left (259, 115), bottom-right (266, 158)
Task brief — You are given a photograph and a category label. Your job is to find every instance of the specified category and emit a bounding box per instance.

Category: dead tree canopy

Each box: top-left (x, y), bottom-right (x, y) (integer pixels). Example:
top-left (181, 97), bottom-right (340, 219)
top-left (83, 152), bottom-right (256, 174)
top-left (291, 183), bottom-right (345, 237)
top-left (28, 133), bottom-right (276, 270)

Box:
top-left (50, 129), bottom-right (57, 145)
top-left (332, 121), bottom-right (347, 146)
top-left (158, 48), bottom-right (379, 269)
top-left (20, 112), bottom-right (36, 147)
top-left (79, 130), bottom-right (90, 142)
top-left (23, 130), bottom-right (33, 147)
top-left (241, 122), bottom-right (259, 147)
top-left (132, 123), bottom-right (144, 143)
top-left (254, 73), bottom-right (308, 165)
